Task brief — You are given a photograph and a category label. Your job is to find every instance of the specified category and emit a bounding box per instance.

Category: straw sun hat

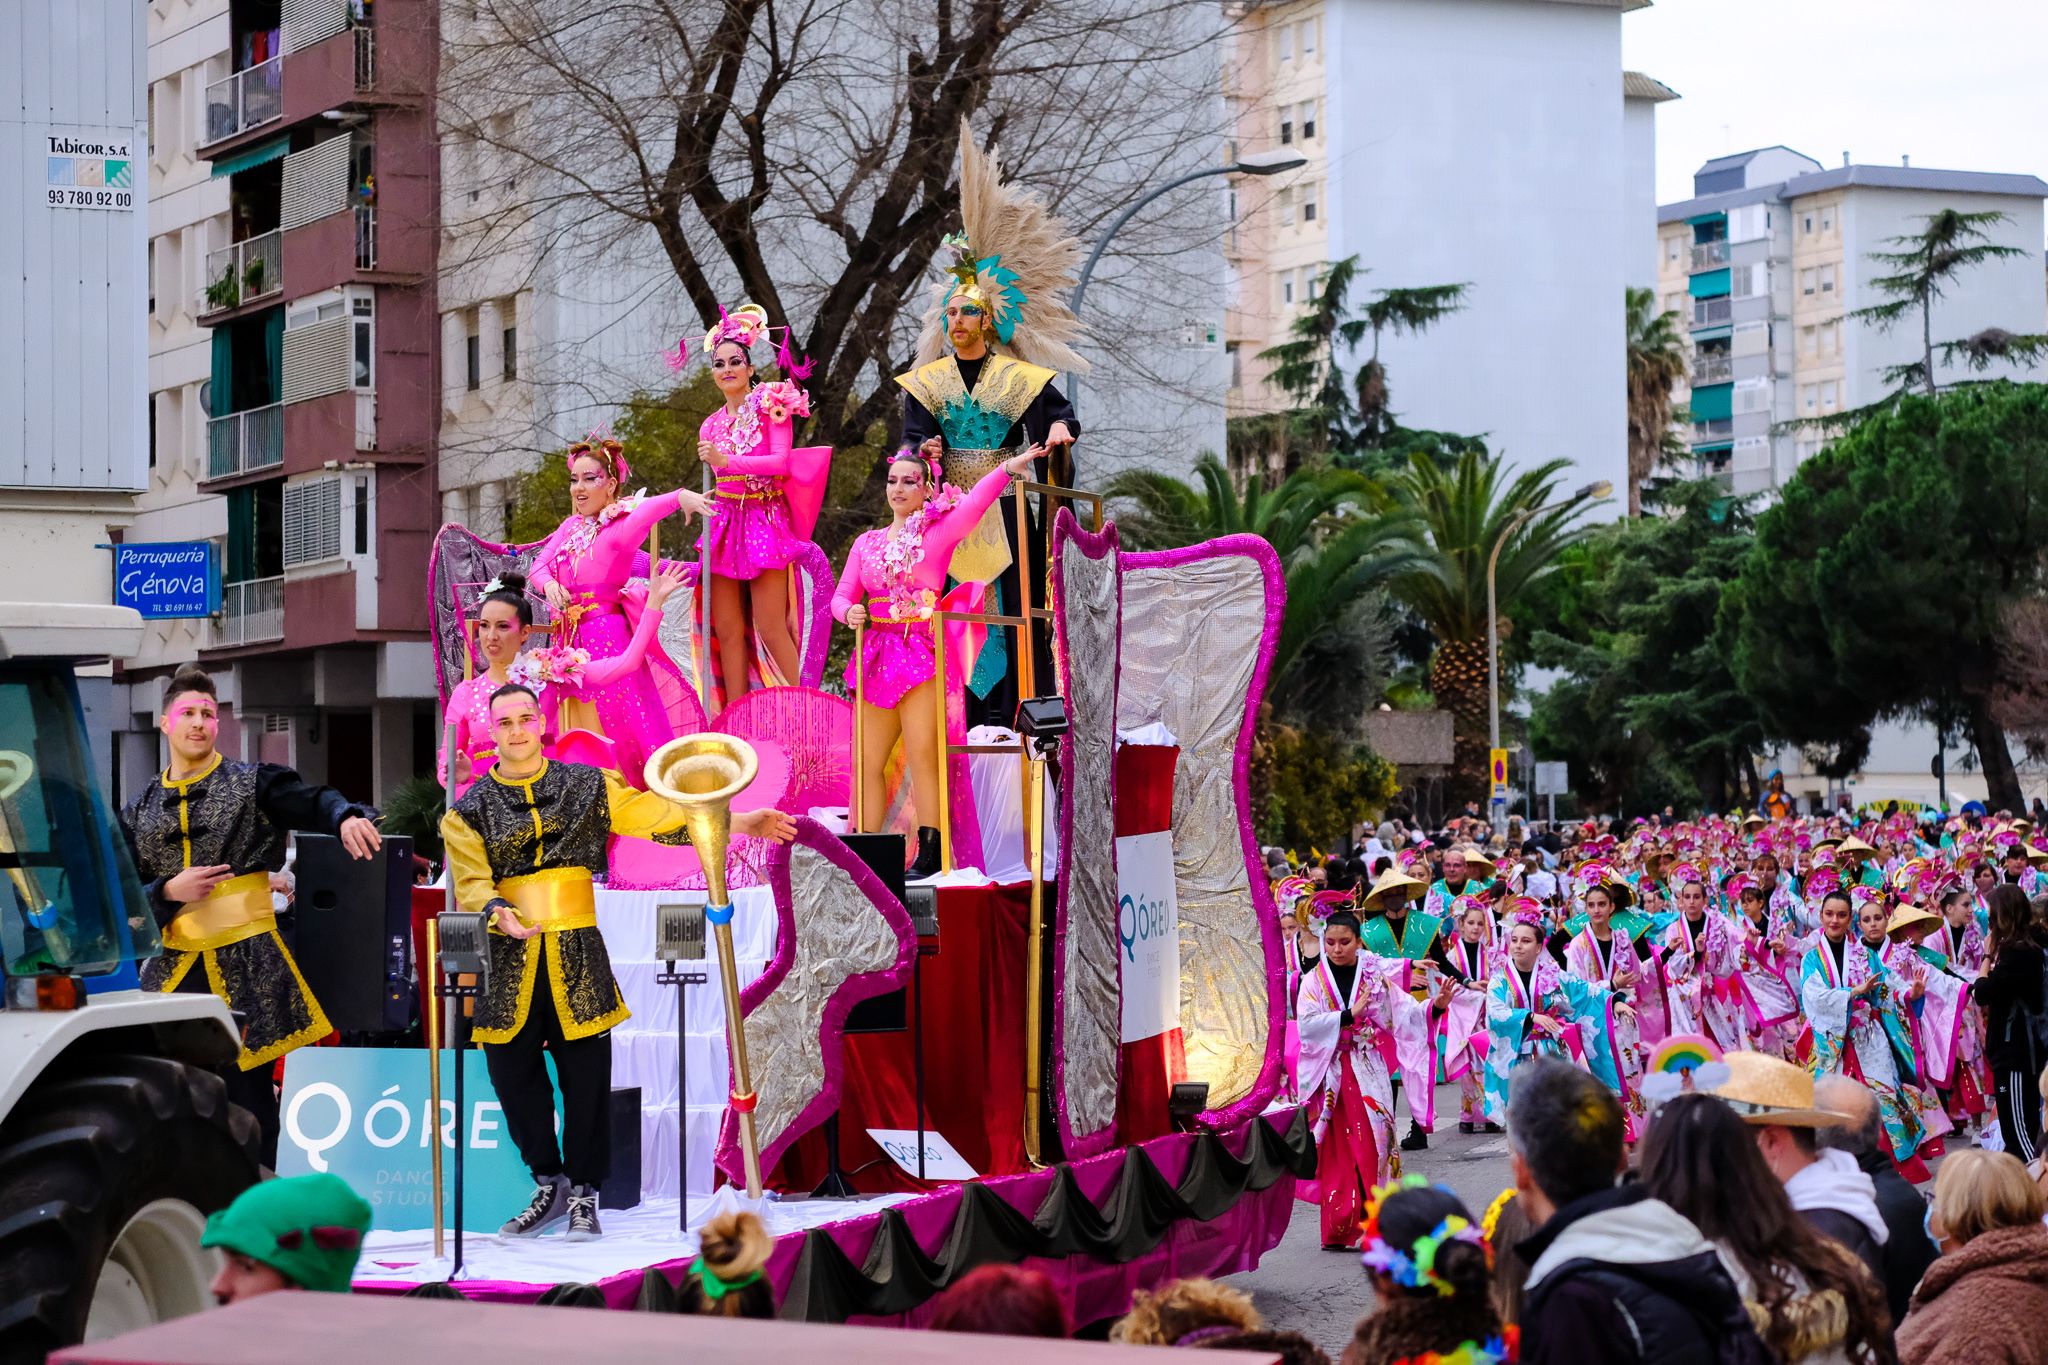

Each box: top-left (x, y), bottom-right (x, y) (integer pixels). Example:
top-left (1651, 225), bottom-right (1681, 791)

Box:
top-left (1708, 1051), bottom-right (1851, 1128)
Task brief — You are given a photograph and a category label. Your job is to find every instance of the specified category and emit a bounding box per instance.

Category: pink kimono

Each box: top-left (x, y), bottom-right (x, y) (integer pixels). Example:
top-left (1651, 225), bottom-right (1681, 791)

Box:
top-left (1562, 927), bottom-right (1652, 1137)
top-left (526, 491), bottom-right (708, 787)
top-left (1296, 954), bottom-right (1430, 1247)
top-left (1728, 906), bottom-right (1807, 1061)
top-left (1657, 911), bottom-right (1743, 1050)
top-left (1435, 935), bottom-right (1493, 1126)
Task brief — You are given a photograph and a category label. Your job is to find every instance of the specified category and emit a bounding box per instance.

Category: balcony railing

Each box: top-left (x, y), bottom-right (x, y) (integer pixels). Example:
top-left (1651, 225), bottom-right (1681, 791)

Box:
top-left (219, 576), bottom-right (285, 647)
top-left (1692, 351), bottom-right (1734, 385)
top-left (204, 57), bottom-right (282, 145)
top-left (1691, 239), bottom-right (1731, 270)
top-left (1693, 418), bottom-right (1736, 442)
top-left (355, 207), bottom-right (377, 269)
top-left (207, 404), bottom-right (285, 479)
top-left (202, 231), bottom-right (283, 314)
top-left (1692, 296), bottom-right (1733, 327)
top-left (356, 26), bottom-right (376, 88)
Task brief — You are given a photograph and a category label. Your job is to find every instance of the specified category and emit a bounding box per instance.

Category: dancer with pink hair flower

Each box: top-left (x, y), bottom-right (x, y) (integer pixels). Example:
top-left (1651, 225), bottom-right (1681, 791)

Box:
top-left (525, 432), bottom-right (709, 786)
top-left (1656, 862), bottom-right (1743, 1050)
top-left (833, 445), bottom-right (1037, 878)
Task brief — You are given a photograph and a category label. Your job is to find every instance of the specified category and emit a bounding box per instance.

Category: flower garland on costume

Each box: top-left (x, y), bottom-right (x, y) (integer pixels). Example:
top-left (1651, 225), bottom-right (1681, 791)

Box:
top-left (1478, 1188), bottom-right (1516, 1243)
top-left (1387, 1328), bottom-right (1519, 1365)
top-left (1359, 1176), bottom-right (1491, 1297)
top-left (507, 644), bottom-right (590, 691)
top-left (875, 481), bottom-right (963, 622)
top-left (754, 379), bottom-right (810, 424)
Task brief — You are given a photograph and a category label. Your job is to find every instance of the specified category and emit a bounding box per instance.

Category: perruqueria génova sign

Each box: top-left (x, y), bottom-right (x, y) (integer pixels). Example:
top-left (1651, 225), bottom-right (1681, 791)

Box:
top-left (112, 542), bottom-right (219, 619)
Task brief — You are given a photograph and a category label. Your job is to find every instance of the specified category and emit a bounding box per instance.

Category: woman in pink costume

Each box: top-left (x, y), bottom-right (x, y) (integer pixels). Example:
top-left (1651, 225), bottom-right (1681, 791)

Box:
top-left (691, 305), bottom-right (829, 700)
top-left (1431, 897), bottom-right (1496, 1134)
top-left (438, 567), bottom-right (686, 797)
top-left (833, 446), bottom-right (1036, 877)
top-left (526, 433), bottom-right (709, 787)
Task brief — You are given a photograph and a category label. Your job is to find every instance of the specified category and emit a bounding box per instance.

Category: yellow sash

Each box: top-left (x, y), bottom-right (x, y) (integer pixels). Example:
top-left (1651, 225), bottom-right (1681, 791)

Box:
top-left (498, 867), bottom-right (599, 933)
top-left (164, 872), bottom-right (276, 952)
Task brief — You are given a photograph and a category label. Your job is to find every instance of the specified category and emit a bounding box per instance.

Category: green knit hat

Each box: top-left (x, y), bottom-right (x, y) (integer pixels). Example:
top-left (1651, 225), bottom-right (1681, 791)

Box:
top-left (201, 1174), bottom-right (373, 1293)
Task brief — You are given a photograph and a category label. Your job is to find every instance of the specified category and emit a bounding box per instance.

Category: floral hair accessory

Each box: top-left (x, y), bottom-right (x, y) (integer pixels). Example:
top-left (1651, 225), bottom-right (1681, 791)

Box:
top-left (1388, 1329), bottom-right (1519, 1365)
top-left (507, 644), bottom-right (590, 691)
top-left (1362, 1202), bottom-right (1489, 1296)
top-left (754, 379), bottom-right (810, 424)
top-left (482, 575), bottom-right (510, 596)
top-left (1479, 1187), bottom-right (1516, 1242)
top-left (688, 303), bottom-right (815, 381)
top-left (566, 423), bottom-right (630, 484)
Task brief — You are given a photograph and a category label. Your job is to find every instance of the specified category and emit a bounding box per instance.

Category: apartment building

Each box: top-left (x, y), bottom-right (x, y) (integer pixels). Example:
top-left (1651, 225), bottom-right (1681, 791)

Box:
top-left (120, 0), bottom-right (442, 805)
top-left (1656, 150), bottom-right (2048, 497)
top-left (1222, 0), bottom-right (1666, 501)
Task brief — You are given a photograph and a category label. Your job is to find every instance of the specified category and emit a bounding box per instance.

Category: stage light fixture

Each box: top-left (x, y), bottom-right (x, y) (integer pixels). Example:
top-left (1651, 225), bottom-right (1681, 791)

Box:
top-left (1168, 1081), bottom-right (1211, 1131)
top-left (656, 894), bottom-right (709, 962)
top-left (1016, 696), bottom-right (1070, 758)
top-left (435, 910), bottom-right (492, 986)
top-left (903, 883), bottom-right (940, 938)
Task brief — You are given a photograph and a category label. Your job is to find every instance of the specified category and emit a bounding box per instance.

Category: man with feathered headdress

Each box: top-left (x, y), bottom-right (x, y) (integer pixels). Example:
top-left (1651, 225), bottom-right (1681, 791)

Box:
top-left (897, 121), bottom-right (1088, 715)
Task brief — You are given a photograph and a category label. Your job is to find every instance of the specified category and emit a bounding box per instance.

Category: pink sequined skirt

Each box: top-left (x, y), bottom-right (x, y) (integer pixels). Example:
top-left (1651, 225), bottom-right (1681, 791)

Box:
top-left (703, 489), bottom-right (806, 580)
top-left (844, 619), bottom-right (936, 709)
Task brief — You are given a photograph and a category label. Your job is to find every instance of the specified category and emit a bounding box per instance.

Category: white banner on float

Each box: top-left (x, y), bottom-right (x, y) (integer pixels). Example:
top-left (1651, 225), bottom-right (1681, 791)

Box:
top-left (1116, 829), bottom-right (1181, 1043)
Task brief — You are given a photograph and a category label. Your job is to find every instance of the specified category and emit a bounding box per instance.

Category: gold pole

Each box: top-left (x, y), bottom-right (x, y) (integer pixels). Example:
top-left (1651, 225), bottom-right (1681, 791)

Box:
top-left (1010, 481), bottom-right (1036, 849)
top-left (645, 736), bottom-right (764, 1198)
top-left (1023, 752), bottom-right (1047, 1163)
top-left (851, 619), bottom-right (866, 831)
top-left (933, 611), bottom-right (953, 873)
top-left (425, 916), bottom-right (444, 1260)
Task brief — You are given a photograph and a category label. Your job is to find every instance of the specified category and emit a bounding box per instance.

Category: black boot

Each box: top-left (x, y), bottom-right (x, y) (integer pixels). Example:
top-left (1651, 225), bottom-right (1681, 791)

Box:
top-left (1401, 1120), bottom-right (1429, 1151)
top-left (908, 826), bottom-right (942, 880)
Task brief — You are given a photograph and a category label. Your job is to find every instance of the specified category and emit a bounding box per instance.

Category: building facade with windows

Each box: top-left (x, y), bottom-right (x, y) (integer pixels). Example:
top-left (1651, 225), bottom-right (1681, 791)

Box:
top-left (121, 0), bottom-right (441, 807)
top-left (1222, 0), bottom-right (1664, 501)
top-left (1656, 150), bottom-right (2048, 497)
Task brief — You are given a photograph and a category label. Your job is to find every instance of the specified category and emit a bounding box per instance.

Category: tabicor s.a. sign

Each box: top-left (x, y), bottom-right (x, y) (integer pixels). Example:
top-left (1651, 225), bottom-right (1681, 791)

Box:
top-left (46, 131), bottom-right (136, 211)
top-left (1115, 829), bottom-right (1181, 1043)
top-left (278, 1047), bottom-right (556, 1232)
top-left (112, 542), bottom-right (219, 619)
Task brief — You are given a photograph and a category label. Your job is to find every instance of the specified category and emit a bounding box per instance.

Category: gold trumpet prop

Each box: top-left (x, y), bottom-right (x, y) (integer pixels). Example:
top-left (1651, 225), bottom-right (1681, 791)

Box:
top-left (0, 750), bottom-right (65, 965)
top-left (644, 733), bottom-right (765, 1198)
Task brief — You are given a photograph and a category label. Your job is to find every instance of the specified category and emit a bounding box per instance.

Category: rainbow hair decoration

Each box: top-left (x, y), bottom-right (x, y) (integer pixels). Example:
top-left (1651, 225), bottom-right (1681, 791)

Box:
top-left (1648, 1032), bottom-right (1724, 1075)
top-left (1641, 1033), bottom-right (1731, 1105)
top-left (1388, 1331), bottom-right (1519, 1365)
top-left (1360, 1177), bottom-right (1489, 1297)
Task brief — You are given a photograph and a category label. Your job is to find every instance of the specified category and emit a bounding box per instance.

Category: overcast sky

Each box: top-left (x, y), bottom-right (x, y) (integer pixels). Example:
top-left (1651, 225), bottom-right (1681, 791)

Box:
top-left (1624, 0), bottom-right (2048, 226)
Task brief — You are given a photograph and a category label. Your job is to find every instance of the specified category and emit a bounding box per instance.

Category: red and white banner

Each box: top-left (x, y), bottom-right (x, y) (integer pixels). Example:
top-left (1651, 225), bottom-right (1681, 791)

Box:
top-left (1113, 741), bottom-right (1186, 1143)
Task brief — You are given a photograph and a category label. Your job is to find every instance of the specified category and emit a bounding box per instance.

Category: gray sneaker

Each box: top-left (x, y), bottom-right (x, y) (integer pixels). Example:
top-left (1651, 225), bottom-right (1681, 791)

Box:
top-left (502, 1175), bottom-right (569, 1237)
top-left (563, 1184), bottom-right (602, 1242)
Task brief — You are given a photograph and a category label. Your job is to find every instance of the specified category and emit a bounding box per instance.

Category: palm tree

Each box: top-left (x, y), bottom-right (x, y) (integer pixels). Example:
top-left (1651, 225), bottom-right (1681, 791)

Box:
top-left (1625, 286), bottom-right (1687, 517)
top-left (1104, 455), bottom-right (1423, 725)
top-left (1394, 450), bottom-right (1599, 793)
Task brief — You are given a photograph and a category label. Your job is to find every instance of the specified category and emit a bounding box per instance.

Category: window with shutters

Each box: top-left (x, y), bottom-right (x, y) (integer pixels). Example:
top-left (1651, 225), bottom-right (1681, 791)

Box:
top-left (282, 0), bottom-right (352, 55)
top-left (283, 477), bottom-right (343, 567)
top-left (281, 138), bottom-right (353, 231)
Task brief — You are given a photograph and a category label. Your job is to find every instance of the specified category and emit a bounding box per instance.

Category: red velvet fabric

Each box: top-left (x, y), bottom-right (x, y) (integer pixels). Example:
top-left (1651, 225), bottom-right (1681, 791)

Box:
top-left (776, 882), bottom-right (1034, 1192)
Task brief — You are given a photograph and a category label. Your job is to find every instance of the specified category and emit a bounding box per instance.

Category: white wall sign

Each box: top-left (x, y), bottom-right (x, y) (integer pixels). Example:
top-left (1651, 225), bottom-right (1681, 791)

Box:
top-left (1116, 828), bottom-right (1182, 1043)
top-left (865, 1128), bottom-right (979, 1183)
top-left (46, 131), bottom-right (135, 211)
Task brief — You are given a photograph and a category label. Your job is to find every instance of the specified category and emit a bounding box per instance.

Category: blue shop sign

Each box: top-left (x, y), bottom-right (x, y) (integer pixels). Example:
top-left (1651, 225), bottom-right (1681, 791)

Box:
top-left (112, 541), bottom-right (219, 619)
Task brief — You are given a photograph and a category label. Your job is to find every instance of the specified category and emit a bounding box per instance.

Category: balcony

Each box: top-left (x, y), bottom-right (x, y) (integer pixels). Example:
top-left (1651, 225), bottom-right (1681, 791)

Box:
top-left (207, 404), bottom-right (284, 480)
top-left (201, 231), bottom-right (283, 315)
top-left (355, 207), bottom-right (377, 269)
top-left (1693, 417), bottom-right (1736, 443)
top-left (218, 576), bottom-right (285, 647)
top-left (1690, 239), bottom-right (1731, 271)
top-left (205, 58), bottom-right (282, 145)
top-left (356, 26), bottom-right (376, 89)
top-left (1692, 351), bottom-right (1734, 385)
top-left (1692, 297), bottom-right (1733, 328)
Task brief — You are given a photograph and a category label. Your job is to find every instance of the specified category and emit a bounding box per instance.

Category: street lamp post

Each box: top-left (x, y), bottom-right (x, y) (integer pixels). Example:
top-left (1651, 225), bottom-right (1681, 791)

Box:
top-left (1068, 148), bottom-right (1308, 417)
top-left (1486, 479), bottom-right (1611, 823)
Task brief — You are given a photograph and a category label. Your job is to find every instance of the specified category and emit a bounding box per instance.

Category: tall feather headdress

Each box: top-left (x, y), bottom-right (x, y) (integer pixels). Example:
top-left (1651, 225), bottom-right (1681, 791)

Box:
top-left (913, 120), bottom-right (1092, 375)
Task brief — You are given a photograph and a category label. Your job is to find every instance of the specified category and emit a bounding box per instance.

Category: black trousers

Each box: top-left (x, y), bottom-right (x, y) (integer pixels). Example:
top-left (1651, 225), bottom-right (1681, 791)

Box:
top-left (1995, 1064), bottom-right (2043, 1164)
top-left (482, 956), bottom-right (613, 1187)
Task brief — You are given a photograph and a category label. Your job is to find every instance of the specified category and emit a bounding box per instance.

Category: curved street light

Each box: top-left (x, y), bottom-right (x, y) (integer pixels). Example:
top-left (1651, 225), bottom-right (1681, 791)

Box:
top-left (1487, 479), bottom-right (1613, 818)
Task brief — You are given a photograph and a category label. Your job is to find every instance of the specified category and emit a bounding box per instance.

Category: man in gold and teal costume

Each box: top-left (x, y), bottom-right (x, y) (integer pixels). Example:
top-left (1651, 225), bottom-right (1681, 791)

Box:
top-left (898, 122), bottom-right (1088, 722)
top-left (440, 683), bottom-right (793, 1242)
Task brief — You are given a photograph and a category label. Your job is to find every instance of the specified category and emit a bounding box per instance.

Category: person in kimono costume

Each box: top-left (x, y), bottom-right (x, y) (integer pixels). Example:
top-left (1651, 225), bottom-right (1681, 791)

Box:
top-left (1725, 874), bottom-right (1807, 1061)
top-left (1556, 881), bottom-right (1654, 1138)
top-left (1658, 866), bottom-right (1742, 1049)
top-left (1880, 904), bottom-right (1964, 1146)
top-left (1922, 885), bottom-right (1992, 1125)
top-left (1482, 905), bottom-right (1624, 1127)
top-left (1430, 896), bottom-right (1496, 1134)
top-left (1296, 910), bottom-right (1431, 1250)
top-left (1799, 888), bottom-right (1933, 1165)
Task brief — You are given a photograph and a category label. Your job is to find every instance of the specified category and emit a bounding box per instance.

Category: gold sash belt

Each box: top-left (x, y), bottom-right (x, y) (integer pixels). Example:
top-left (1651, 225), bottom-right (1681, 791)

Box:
top-left (498, 867), bottom-right (599, 933)
top-left (165, 872), bottom-right (276, 952)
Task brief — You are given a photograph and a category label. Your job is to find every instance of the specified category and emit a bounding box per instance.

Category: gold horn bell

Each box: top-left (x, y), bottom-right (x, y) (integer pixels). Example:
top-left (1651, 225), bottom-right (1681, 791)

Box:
top-left (642, 733), bottom-right (766, 1200)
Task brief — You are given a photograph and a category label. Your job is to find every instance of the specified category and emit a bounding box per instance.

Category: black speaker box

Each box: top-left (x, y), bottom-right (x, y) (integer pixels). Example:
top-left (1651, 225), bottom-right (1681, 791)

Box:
top-left (839, 832), bottom-right (908, 1034)
top-left (602, 1086), bottom-right (642, 1210)
top-left (292, 832), bottom-right (415, 1033)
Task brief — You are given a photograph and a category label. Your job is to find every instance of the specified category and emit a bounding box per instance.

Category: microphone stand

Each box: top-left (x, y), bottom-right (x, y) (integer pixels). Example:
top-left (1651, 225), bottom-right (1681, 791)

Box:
top-left (654, 956), bottom-right (708, 1231)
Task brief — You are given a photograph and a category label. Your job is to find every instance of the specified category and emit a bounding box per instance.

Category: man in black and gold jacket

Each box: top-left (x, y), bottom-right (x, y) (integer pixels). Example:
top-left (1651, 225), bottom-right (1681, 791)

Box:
top-left (440, 682), bottom-right (793, 1242)
top-left (121, 666), bottom-right (382, 1161)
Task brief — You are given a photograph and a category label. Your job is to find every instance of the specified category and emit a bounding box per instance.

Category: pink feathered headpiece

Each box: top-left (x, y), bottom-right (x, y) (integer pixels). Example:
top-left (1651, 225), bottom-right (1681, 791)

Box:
top-left (565, 423), bottom-right (629, 483)
top-left (666, 302), bottom-right (814, 382)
